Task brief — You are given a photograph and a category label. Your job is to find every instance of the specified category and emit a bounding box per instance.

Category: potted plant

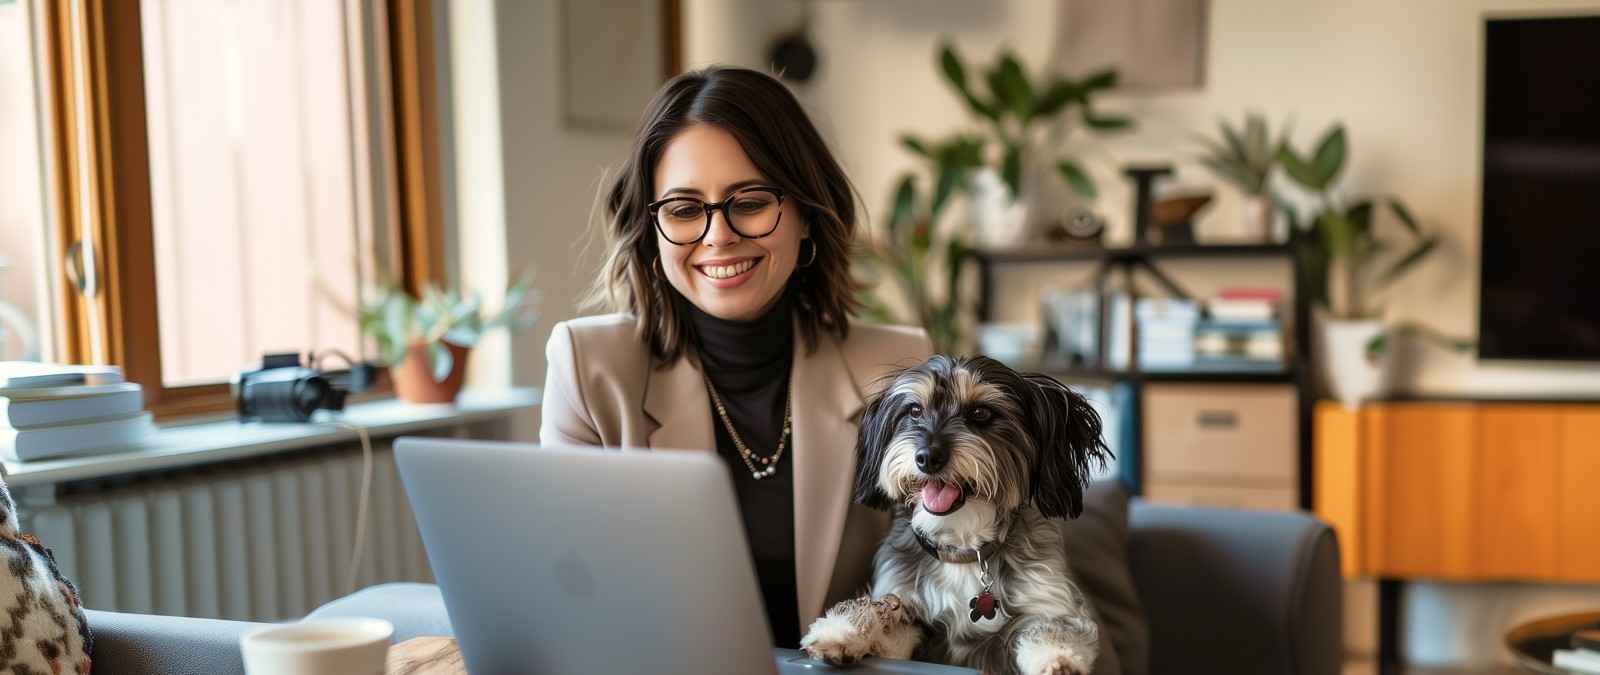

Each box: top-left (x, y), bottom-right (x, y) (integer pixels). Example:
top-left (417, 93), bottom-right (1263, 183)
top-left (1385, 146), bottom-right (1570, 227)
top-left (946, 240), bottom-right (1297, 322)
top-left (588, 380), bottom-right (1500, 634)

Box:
top-left (1197, 113), bottom-right (1288, 241)
top-left (358, 277), bottom-right (538, 404)
top-left (926, 41), bottom-right (1132, 247)
top-left (1276, 124), bottom-right (1470, 407)
top-left (855, 43), bottom-right (1132, 352)
top-left (855, 135), bottom-right (980, 352)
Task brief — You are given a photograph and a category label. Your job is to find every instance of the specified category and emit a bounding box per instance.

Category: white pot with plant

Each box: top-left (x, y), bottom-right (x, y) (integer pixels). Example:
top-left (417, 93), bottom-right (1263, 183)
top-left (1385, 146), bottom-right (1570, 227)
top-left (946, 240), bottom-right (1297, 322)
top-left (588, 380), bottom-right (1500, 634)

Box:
top-left (1277, 124), bottom-right (1472, 408)
top-left (358, 277), bottom-right (537, 404)
top-left (914, 42), bottom-right (1131, 248)
top-left (1197, 113), bottom-right (1286, 242)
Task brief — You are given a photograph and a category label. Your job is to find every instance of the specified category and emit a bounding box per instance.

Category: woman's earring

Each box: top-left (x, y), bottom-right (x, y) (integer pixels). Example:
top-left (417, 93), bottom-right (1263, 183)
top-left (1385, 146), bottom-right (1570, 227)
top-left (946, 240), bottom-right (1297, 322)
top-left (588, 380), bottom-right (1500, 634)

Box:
top-left (798, 239), bottom-right (818, 268)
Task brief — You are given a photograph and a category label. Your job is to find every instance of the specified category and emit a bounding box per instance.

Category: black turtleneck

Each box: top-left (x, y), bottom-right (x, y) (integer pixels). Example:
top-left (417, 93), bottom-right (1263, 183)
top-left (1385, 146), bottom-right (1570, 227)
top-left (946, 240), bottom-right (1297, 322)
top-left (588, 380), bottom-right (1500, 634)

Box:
top-left (688, 290), bottom-right (799, 648)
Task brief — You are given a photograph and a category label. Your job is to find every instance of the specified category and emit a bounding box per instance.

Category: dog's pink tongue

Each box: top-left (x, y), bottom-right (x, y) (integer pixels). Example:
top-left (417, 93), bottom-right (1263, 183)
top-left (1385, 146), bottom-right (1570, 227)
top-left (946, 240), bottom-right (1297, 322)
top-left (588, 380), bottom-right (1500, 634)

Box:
top-left (921, 480), bottom-right (961, 513)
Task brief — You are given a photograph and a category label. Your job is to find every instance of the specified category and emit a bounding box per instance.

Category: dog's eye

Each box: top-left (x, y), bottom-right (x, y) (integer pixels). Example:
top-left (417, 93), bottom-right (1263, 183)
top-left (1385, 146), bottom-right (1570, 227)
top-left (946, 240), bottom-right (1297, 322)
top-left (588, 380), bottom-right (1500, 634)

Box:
top-left (905, 404), bottom-right (924, 419)
top-left (967, 407), bottom-right (992, 423)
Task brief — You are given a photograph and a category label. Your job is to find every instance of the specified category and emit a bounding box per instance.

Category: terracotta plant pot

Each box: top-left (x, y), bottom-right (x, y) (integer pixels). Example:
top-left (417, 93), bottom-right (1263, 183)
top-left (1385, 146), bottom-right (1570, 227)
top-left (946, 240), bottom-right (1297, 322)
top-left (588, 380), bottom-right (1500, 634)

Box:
top-left (391, 342), bottom-right (471, 404)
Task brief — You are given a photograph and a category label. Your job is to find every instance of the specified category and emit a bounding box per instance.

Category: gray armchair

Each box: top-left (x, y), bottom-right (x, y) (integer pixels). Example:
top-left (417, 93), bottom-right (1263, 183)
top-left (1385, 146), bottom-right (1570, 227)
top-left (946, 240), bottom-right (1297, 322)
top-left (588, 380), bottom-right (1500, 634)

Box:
top-left (85, 502), bottom-right (1341, 675)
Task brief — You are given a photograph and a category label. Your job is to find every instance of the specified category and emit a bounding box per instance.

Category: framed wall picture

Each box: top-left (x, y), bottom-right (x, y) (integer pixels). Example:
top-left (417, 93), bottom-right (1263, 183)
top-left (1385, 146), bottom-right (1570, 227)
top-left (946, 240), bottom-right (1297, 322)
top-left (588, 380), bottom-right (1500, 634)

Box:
top-left (1052, 0), bottom-right (1209, 91)
top-left (560, 0), bottom-right (681, 131)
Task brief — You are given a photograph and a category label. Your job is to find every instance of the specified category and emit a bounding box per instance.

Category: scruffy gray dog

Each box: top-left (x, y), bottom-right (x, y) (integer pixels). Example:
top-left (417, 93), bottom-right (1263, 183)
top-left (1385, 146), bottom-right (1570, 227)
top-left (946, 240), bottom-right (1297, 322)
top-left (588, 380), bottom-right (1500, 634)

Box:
top-left (801, 355), bottom-right (1110, 675)
top-left (0, 479), bottom-right (92, 674)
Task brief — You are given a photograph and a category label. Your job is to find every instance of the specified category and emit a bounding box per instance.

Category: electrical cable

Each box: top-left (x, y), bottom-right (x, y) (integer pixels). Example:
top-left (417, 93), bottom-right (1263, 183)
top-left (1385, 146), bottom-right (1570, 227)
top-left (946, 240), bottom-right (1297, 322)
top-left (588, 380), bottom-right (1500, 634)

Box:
top-left (324, 420), bottom-right (374, 595)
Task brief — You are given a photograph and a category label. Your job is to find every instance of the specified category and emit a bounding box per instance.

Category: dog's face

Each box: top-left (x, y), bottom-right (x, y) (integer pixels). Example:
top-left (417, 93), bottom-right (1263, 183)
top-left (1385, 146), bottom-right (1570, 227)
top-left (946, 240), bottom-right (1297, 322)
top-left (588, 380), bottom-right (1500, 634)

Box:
top-left (853, 355), bottom-right (1111, 521)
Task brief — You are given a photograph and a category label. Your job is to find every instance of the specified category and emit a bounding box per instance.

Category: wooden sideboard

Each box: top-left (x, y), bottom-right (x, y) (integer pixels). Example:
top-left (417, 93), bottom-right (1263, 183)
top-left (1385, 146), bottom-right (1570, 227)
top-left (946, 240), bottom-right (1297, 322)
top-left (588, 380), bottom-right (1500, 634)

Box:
top-left (1314, 401), bottom-right (1600, 582)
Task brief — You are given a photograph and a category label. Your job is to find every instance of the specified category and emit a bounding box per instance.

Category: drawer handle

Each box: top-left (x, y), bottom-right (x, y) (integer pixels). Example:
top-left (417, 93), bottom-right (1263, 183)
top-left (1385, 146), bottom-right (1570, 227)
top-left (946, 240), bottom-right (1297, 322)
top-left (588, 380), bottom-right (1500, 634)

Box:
top-left (1196, 410), bottom-right (1238, 428)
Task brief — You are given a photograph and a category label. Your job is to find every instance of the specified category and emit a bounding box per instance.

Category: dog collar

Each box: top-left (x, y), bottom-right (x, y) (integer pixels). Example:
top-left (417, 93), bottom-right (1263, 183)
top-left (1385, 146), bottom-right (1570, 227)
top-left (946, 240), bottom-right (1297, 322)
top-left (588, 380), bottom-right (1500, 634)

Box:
top-left (911, 528), bottom-right (1003, 565)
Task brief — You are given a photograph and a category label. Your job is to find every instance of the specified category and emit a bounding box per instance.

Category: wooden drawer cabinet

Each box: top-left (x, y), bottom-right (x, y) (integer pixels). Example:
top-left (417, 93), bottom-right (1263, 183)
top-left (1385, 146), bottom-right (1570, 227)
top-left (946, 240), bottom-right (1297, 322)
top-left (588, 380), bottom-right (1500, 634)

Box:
top-left (1315, 401), bottom-right (1600, 582)
top-left (1143, 383), bottom-right (1299, 511)
top-left (1143, 481), bottom-right (1297, 512)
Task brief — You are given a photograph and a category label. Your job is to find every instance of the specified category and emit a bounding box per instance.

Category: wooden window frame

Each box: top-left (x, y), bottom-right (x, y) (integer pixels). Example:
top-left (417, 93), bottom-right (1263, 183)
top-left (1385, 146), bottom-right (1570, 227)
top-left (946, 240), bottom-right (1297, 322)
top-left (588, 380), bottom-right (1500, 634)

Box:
top-left (38, 0), bottom-right (444, 420)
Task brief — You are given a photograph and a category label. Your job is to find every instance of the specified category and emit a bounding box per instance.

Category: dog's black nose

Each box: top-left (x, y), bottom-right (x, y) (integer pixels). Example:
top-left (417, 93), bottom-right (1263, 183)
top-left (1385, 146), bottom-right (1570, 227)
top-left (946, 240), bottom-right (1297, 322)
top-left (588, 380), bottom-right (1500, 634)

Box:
top-left (915, 438), bottom-right (949, 474)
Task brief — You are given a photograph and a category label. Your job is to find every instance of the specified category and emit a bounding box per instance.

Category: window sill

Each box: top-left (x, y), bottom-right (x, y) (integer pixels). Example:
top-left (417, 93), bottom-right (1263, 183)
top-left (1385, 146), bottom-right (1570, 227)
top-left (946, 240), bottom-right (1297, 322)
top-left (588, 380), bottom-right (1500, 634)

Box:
top-left (1, 388), bottom-right (540, 488)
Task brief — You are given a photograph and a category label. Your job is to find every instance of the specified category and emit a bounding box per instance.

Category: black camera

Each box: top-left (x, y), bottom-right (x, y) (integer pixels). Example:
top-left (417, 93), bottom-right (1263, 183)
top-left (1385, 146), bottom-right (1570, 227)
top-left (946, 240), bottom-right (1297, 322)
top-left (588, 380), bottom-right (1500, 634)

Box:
top-left (233, 352), bottom-right (373, 422)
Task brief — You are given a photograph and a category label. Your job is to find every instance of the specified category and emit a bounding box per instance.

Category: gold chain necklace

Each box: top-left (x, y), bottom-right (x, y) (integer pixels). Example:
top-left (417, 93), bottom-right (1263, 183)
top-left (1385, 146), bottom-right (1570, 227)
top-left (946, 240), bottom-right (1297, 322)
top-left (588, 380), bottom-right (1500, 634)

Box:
top-left (704, 378), bottom-right (792, 480)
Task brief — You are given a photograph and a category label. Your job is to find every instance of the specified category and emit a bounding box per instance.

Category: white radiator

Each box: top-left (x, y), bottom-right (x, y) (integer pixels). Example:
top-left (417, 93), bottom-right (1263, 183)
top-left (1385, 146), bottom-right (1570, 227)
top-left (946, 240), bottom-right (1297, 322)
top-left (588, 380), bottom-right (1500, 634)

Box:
top-left (22, 441), bottom-right (433, 622)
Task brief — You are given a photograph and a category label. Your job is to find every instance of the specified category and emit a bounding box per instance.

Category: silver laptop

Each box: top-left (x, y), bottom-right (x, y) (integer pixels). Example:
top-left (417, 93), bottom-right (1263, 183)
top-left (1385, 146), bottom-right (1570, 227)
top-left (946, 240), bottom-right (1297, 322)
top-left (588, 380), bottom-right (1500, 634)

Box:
top-left (395, 437), bottom-right (977, 675)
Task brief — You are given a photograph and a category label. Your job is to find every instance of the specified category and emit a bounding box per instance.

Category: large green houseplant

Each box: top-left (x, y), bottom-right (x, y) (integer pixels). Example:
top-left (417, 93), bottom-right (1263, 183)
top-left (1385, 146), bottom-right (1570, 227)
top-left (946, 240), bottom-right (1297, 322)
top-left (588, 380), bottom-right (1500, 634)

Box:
top-left (358, 277), bottom-right (537, 403)
top-left (857, 41), bottom-right (1130, 352)
top-left (1275, 124), bottom-right (1470, 406)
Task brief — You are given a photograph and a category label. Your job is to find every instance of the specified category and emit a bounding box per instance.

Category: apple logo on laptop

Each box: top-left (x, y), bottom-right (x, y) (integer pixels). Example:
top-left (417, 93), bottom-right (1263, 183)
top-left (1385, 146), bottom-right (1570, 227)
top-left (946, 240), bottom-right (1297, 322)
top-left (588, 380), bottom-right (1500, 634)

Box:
top-left (553, 549), bottom-right (595, 598)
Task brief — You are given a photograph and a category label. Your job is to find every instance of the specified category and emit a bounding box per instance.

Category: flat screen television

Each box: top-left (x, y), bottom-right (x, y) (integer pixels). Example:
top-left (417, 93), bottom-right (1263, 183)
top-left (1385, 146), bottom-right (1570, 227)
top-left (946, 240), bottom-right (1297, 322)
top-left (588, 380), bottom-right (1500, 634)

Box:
top-left (1478, 15), bottom-right (1600, 361)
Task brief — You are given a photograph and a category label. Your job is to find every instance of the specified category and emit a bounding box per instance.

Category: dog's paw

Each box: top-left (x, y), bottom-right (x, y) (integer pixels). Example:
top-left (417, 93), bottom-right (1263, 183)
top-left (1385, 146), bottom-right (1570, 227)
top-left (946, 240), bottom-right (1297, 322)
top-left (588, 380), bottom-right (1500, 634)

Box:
top-left (800, 613), bottom-right (873, 666)
top-left (1016, 643), bottom-right (1092, 675)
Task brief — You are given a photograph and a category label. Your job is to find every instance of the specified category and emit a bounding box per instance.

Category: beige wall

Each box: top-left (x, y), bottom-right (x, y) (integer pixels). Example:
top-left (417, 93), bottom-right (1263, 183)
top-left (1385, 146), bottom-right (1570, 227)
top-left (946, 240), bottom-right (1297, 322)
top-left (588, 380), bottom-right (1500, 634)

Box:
top-left (448, 0), bottom-right (632, 440)
top-left (687, 0), bottom-right (1600, 398)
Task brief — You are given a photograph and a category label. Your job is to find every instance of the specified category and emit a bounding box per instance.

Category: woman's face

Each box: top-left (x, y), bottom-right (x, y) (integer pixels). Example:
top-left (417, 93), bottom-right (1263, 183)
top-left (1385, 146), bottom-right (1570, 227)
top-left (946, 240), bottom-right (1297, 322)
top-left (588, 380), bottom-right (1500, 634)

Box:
top-left (652, 124), bottom-right (806, 322)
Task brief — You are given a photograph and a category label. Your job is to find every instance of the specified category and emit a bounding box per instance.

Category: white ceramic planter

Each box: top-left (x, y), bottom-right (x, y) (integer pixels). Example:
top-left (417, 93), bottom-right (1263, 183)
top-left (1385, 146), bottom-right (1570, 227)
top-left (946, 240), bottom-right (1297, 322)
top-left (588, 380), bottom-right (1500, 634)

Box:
top-left (1315, 316), bottom-right (1392, 408)
top-left (967, 167), bottom-right (1032, 248)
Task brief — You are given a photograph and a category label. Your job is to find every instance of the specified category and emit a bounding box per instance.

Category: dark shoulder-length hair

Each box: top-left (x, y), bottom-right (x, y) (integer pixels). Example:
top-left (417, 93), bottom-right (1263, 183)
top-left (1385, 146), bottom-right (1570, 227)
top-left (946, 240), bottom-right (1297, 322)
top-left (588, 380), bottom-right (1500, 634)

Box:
top-left (585, 66), bottom-right (861, 364)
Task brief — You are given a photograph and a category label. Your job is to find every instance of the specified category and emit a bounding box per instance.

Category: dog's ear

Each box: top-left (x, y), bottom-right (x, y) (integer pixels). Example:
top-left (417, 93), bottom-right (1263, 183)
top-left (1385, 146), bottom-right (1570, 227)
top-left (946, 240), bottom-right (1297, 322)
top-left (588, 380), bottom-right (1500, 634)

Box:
top-left (852, 373), bottom-right (903, 511)
top-left (1024, 373), bottom-right (1112, 519)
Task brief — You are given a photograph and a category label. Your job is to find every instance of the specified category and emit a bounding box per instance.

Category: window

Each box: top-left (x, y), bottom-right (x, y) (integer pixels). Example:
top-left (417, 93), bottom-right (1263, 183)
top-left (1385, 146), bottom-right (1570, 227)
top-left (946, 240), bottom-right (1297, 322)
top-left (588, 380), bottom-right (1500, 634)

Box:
top-left (139, 0), bottom-right (390, 386)
top-left (36, 0), bottom-right (443, 417)
top-left (0, 0), bottom-right (53, 363)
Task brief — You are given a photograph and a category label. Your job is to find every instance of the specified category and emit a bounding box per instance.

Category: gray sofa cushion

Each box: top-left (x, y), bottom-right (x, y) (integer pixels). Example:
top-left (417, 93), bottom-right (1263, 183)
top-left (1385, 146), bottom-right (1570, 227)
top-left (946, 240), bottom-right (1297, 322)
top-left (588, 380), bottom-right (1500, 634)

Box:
top-left (1059, 481), bottom-right (1149, 675)
top-left (308, 583), bottom-right (453, 642)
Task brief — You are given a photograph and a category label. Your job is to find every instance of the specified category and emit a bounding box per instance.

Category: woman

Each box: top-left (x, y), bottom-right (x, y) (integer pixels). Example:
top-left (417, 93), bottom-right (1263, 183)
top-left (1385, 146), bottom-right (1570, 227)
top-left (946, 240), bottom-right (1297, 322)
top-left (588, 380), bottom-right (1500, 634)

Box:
top-left (541, 66), bottom-right (931, 648)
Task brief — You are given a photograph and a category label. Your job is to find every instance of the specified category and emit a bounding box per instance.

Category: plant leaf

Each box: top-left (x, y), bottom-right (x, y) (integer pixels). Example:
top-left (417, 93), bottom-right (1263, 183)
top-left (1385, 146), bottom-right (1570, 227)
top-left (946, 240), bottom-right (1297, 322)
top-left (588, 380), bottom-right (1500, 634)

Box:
top-left (931, 166), bottom-right (962, 221)
top-left (1200, 156), bottom-right (1257, 194)
top-left (900, 134), bottom-right (931, 158)
top-left (1278, 144), bottom-right (1322, 190)
top-left (383, 293), bottom-right (413, 347)
top-left (1219, 118), bottom-right (1249, 164)
top-left (427, 341), bottom-right (453, 383)
top-left (1031, 80), bottom-right (1079, 119)
top-left (1001, 142), bottom-right (1022, 200)
top-left (1081, 109), bottom-right (1133, 131)
top-left (1388, 198), bottom-right (1422, 236)
top-left (1374, 236), bottom-right (1439, 288)
top-left (1347, 199), bottom-right (1375, 229)
top-left (944, 237), bottom-right (968, 317)
top-left (1056, 159), bottom-right (1096, 199)
top-left (995, 52), bottom-right (1034, 120)
top-left (1311, 125), bottom-right (1347, 189)
top-left (1320, 211), bottom-right (1358, 259)
top-left (1245, 113), bottom-right (1269, 173)
top-left (1081, 68), bottom-right (1118, 90)
top-left (1294, 235), bottom-right (1330, 310)
top-left (1365, 332), bottom-right (1388, 361)
top-left (941, 43), bottom-right (998, 121)
top-left (888, 174), bottom-right (918, 239)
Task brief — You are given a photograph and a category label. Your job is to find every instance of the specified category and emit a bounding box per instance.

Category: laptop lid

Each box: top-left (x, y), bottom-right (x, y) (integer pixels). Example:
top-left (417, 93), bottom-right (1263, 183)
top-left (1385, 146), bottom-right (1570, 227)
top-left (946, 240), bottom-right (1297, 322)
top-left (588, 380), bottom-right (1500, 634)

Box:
top-left (395, 438), bottom-right (778, 675)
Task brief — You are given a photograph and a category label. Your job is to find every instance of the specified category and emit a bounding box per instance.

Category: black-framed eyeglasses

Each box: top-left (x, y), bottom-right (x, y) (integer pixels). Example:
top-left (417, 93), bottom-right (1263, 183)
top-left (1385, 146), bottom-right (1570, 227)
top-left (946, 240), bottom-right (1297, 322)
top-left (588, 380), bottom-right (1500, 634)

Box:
top-left (648, 186), bottom-right (786, 246)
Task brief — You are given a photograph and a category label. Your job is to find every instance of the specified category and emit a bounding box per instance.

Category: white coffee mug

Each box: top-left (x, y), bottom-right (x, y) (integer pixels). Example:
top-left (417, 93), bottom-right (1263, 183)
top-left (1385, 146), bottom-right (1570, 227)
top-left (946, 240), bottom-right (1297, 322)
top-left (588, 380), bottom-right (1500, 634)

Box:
top-left (240, 617), bottom-right (394, 675)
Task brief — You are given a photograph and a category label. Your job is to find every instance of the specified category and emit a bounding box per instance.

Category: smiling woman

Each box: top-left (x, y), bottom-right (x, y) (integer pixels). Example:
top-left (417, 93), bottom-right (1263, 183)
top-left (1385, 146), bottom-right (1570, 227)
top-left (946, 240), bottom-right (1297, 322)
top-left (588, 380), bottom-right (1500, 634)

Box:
top-left (540, 66), bottom-right (933, 649)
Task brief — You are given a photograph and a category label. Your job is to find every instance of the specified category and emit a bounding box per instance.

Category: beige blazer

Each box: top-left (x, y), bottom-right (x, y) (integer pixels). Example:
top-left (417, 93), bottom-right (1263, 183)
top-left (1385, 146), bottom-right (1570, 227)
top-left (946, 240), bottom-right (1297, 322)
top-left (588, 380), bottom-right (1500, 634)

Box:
top-left (540, 313), bottom-right (932, 628)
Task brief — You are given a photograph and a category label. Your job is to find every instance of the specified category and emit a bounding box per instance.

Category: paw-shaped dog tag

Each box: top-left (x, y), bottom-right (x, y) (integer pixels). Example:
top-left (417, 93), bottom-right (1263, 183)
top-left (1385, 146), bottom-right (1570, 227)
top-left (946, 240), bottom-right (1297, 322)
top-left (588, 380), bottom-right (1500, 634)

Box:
top-left (968, 590), bottom-right (998, 622)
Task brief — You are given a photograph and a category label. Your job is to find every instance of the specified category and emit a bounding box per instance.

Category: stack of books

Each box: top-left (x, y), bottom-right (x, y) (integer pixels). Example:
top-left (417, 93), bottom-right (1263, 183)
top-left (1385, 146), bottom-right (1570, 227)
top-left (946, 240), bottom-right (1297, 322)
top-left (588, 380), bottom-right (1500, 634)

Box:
top-left (1194, 289), bottom-right (1285, 372)
top-left (1554, 629), bottom-right (1600, 673)
top-left (1135, 298), bottom-right (1199, 370)
top-left (0, 363), bottom-right (152, 462)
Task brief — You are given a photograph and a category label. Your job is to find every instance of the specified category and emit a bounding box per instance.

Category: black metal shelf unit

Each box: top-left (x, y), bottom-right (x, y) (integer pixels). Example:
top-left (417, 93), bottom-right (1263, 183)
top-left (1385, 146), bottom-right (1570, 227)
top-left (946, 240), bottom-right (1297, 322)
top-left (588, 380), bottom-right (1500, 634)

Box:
top-left (966, 243), bottom-right (1314, 509)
